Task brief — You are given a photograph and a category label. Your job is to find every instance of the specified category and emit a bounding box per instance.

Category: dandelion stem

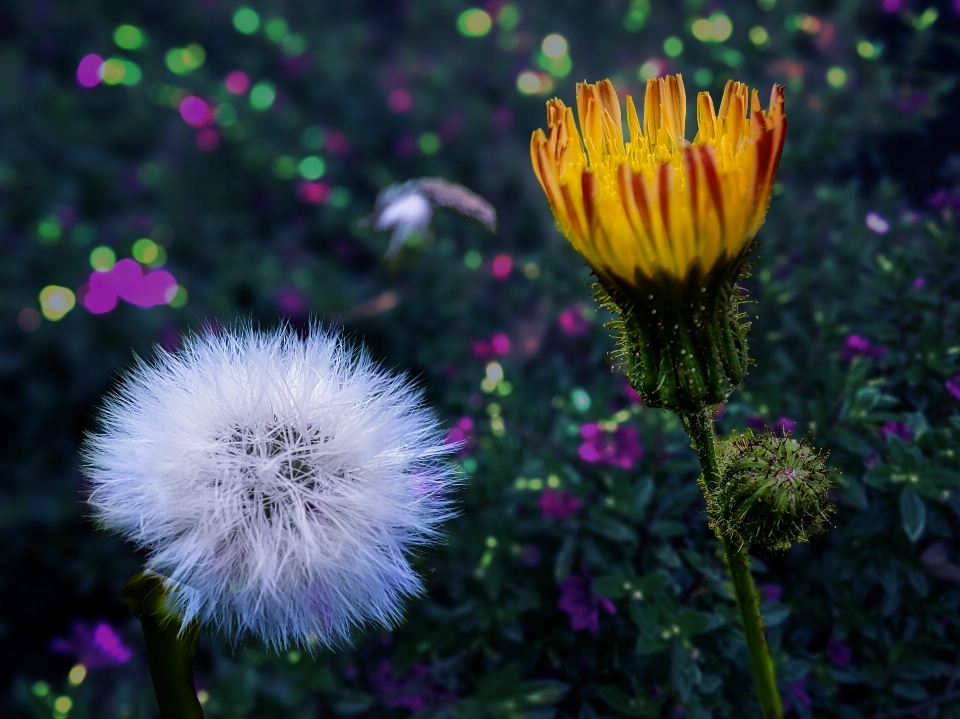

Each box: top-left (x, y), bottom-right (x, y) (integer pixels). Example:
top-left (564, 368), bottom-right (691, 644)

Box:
top-left (117, 572), bottom-right (203, 719)
top-left (682, 409), bottom-right (783, 719)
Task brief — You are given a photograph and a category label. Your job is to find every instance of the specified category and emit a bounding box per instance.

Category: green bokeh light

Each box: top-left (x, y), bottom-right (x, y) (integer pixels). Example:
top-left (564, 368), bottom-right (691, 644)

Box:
top-left (298, 156), bottom-right (326, 180)
top-left (90, 246), bottom-right (116, 271)
top-left (419, 132), bottom-right (441, 154)
top-left (266, 18), bottom-right (289, 42)
top-left (113, 25), bottom-right (144, 50)
top-left (663, 36), bottom-right (683, 57)
top-left (250, 81), bottom-right (276, 110)
top-left (233, 8), bottom-right (260, 34)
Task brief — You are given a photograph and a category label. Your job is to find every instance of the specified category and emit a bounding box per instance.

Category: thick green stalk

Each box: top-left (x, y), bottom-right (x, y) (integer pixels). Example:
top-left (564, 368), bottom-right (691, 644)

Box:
top-left (682, 409), bottom-right (782, 719)
top-left (117, 572), bottom-right (204, 719)
top-left (723, 539), bottom-right (782, 718)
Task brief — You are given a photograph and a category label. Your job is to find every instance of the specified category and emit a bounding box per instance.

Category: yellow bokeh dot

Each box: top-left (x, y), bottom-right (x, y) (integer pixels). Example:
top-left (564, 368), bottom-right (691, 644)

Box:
top-left (68, 664), bottom-right (87, 685)
top-left (749, 26), bottom-right (769, 45)
top-left (826, 67), bottom-right (846, 87)
top-left (197, 690), bottom-right (209, 705)
top-left (90, 246), bottom-right (116, 271)
top-left (547, 475), bottom-right (560, 488)
top-left (100, 58), bottom-right (127, 84)
top-left (39, 286), bottom-right (76, 321)
top-left (857, 40), bottom-right (877, 58)
top-left (516, 71), bottom-right (543, 95)
top-left (132, 238), bottom-right (159, 264)
top-left (692, 14), bottom-right (732, 42)
top-left (541, 34), bottom-right (567, 59)
top-left (457, 9), bottom-right (492, 37)
top-left (53, 696), bottom-right (73, 713)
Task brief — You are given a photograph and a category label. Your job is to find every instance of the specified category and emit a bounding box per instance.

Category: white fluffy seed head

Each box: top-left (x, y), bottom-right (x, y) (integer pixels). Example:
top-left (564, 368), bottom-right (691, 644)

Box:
top-left (83, 322), bottom-right (460, 652)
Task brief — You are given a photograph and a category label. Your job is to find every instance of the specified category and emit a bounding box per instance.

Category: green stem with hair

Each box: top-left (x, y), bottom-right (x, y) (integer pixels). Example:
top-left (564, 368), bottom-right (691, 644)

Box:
top-left (117, 572), bottom-right (204, 719)
top-left (682, 409), bottom-right (783, 719)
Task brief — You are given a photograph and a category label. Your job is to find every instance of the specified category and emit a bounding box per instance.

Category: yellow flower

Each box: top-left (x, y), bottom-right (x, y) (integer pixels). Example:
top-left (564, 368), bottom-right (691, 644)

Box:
top-left (530, 75), bottom-right (786, 288)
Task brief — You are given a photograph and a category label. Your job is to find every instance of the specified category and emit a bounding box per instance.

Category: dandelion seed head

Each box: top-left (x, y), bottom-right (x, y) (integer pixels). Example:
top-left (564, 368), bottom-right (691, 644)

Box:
top-left (83, 322), bottom-right (459, 651)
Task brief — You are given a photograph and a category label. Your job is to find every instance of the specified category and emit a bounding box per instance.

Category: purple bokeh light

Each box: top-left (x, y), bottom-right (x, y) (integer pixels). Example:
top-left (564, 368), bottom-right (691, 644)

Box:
top-left (77, 54), bottom-right (104, 88)
top-left (179, 96), bottom-right (210, 126)
top-left (83, 259), bottom-right (177, 314)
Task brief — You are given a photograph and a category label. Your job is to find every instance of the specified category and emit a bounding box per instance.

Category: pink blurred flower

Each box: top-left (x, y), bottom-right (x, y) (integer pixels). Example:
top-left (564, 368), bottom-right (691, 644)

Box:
top-left (491, 332), bottom-right (511, 355)
top-left (224, 70), bottom-right (250, 94)
top-left (558, 304), bottom-right (590, 337)
top-left (492, 253), bottom-right (512, 279)
top-left (387, 88), bottom-right (412, 113)
top-left (579, 423), bottom-right (643, 469)
top-left (444, 416), bottom-right (475, 456)
top-left (623, 382), bottom-right (642, 404)
top-left (558, 573), bottom-right (616, 633)
top-left (539, 488), bottom-right (582, 519)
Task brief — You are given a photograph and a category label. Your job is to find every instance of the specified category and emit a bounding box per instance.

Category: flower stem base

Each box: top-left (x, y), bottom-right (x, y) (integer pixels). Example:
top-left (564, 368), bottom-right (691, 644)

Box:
top-left (117, 572), bottom-right (203, 719)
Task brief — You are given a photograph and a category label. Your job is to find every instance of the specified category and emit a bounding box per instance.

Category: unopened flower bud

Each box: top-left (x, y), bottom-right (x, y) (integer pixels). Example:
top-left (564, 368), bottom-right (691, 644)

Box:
top-left (703, 429), bottom-right (835, 551)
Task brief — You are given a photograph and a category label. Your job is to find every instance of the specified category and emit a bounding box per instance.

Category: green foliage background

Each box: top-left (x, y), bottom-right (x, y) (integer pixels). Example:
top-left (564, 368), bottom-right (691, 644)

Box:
top-left (2, 0), bottom-right (960, 717)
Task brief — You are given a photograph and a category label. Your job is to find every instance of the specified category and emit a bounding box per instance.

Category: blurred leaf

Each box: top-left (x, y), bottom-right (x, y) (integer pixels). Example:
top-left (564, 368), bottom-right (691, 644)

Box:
top-left (900, 489), bottom-right (926, 541)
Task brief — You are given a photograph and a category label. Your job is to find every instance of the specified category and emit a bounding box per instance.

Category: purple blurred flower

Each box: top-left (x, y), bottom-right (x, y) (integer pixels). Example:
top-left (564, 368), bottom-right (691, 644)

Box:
top-left (880, 421), bottom-right (912, 443)
top-left (558, 573), bottom-right (616, 633)
top-left (623, 382), bottom-right (643, 404)
top-left (912, 276), bottom-right (926, 290)
top-left (759, 584), bottom-right (782, 604)
top-left (370, 661), bottom-right (457, 712)
top-left (745, 415), bottom-right (796, 436)
top-left (929, 189), bottom-right (960, 210)
top-left (50, 621), bottom-right (132, 668)
top-left (842, 334), bottom-right (885, 361)
top-left (827, 636), bottom-right (852, 667)
top-left (578, 423), bottom-right (643, 469)
top-left (539, 488), bottom-right (583, 519)
top-left (946, 374), bottom-right (960, 401)
top-left (775, 416), bottom-right (796, 436)
top-left (782, 677), bottom-right (812, 713)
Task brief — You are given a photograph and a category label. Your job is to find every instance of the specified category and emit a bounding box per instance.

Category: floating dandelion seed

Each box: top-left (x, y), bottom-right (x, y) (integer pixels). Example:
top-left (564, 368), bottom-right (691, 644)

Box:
top-left (360, 177), bottom-right (496, 259)
top-left (84, 322), bottom-right (460, 651)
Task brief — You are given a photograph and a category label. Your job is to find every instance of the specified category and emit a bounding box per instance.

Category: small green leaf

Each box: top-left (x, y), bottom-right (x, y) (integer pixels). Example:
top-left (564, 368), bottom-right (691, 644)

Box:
top-left (593, 574), bottom-right (628, 599)
top-left (900, 489), bottom-right (926, 541)
top-left (583, 514), bottom-right (638, 544)
top-left (554, 534), bottom-right (576, 583)
top-left (761, 603), bottom-right (790, 627)
top-left (521, 680), bottom-right (569, 706)
top-left (596, 684), bottom-right (657, 716)
top-left (837, 477), bottom-right (869, 509)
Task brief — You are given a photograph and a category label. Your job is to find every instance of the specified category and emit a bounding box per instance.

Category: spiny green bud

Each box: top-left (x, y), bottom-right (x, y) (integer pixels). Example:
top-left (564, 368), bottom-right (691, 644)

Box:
top-left (702, 429), bottom-right (836, 552)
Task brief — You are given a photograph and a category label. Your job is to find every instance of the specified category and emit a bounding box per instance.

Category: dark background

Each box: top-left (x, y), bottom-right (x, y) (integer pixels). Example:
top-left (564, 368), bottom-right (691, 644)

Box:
top-left (3, 0), bottom-right (960, 717)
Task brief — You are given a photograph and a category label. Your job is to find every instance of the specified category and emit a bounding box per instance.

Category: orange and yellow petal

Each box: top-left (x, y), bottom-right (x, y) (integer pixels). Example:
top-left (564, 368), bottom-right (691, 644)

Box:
top-left (530, 73), bottom-right (787, 287)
